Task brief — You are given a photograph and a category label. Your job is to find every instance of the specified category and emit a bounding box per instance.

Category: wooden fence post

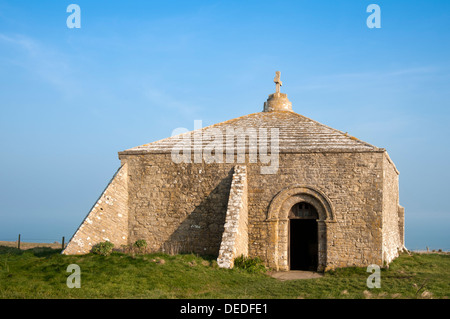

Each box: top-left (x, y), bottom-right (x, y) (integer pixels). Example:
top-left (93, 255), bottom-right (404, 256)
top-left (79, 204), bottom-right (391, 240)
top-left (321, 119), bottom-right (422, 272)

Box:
top-left (18, 234), bottom-right (21, 250)
top-left (62, 236), bottom-right (65, 250)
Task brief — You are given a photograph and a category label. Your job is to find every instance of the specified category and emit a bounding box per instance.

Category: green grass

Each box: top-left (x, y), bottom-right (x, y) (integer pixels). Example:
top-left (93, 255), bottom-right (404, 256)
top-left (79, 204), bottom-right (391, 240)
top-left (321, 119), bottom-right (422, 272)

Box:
top-left (0, 246), bottom-right (448, 299)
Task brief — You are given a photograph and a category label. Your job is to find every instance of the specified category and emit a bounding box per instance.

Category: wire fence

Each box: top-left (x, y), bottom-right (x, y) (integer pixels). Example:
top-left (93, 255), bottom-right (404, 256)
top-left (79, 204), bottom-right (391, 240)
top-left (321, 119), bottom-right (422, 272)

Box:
top-left (0, 234), bottom-right (68, 250)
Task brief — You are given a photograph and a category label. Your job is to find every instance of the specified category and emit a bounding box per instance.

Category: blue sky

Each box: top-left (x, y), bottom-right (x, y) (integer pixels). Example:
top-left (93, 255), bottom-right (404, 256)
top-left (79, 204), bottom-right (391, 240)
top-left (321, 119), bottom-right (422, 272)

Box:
top-left (0, 0), bottom-right (449, 250)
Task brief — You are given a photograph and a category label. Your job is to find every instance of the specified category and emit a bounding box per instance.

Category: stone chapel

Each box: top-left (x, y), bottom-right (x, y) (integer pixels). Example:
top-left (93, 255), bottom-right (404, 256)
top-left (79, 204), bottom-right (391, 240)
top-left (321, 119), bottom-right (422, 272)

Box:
top-left (63, 72), bottom-right (405, 271)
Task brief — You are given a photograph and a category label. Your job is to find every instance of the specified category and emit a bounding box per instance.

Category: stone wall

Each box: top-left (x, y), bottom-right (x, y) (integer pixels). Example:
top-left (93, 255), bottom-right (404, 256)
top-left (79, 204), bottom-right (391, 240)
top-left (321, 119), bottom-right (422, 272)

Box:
top-left (120, 150), bottom-right (390, 270)
top-left (120, 154), bottom-right (235, 256)
top-left (245, 151), bottom-right (385, 270)
top-left (64, 147), bottom-right (403, 271)
top-left (62, 164), bottom-right (129, 255)
top-left (398, 205), bottom-right (405, 248)
top-left (381, 152), bottom-right (403, 265)
top-left (217, 165), bottom-right (248, 268)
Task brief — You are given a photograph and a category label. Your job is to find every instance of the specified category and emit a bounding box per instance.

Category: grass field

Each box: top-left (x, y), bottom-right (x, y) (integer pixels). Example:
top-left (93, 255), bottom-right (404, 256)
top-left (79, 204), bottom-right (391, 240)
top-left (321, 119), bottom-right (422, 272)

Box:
top-left (0, 246), bottom-right (448, 299)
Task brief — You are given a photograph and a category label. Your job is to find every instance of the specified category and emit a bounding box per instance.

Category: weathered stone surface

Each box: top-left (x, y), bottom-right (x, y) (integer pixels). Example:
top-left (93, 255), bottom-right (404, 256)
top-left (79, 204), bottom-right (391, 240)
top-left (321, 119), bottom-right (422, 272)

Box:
top-left (121, 111), bottom-right (379, 155)
top-left (110, 149), bottom-right (402, 270)
top-left (382, 153), bottom-right (404, 264)
top-left (264, 93), bottom-right (293, 112)
top-left (217, 165), bottom-right (248, 268)
top-left (123, 155), bottom-right (233, 256)
top-left (247, 152), bottom-right (385, 271)
top-left (62, 164), bottom-right (128, 255)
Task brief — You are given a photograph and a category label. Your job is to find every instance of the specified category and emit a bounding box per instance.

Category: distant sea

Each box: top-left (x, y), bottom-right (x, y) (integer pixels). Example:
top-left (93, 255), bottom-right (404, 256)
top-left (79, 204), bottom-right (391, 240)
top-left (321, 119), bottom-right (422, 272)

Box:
top-left (405, 215), bottom-right (449, 251)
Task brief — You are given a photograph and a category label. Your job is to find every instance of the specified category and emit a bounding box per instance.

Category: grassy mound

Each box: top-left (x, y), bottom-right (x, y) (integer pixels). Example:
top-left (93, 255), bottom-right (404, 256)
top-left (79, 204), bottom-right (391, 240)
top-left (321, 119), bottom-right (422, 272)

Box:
top-left (0, 247), bottom-right (448, 299)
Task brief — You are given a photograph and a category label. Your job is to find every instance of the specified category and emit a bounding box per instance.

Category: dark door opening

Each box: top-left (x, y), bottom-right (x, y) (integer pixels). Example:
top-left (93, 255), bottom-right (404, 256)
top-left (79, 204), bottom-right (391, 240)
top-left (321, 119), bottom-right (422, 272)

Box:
top-left (289, 203), bottom-right (318, 271)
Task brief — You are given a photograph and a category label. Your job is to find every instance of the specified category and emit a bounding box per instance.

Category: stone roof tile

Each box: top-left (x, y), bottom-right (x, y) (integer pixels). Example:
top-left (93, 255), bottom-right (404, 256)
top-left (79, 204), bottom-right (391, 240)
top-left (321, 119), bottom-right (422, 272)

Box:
top-left (120, 111), bottom-right (382, 155)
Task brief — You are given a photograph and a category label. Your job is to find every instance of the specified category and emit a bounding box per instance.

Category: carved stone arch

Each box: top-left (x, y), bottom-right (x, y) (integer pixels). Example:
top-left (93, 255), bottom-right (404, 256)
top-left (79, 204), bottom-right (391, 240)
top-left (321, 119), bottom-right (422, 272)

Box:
top-left (265, 185), bottom-right (335, 272)
top-left (267, 185), bottom-right (335, 222)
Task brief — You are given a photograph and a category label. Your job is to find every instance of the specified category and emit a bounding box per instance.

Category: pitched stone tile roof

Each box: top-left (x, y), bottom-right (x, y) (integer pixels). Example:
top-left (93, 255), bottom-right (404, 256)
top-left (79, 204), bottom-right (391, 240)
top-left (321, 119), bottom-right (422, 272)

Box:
top-left (119, 111), bottom-right (383, 155)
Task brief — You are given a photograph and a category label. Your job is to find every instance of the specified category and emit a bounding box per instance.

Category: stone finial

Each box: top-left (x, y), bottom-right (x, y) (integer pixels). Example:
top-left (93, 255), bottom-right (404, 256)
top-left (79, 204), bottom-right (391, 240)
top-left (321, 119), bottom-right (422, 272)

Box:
top-left (263, 71), bottom-right (293, 112)
top-left (274, 71), bottom-right (282, 93)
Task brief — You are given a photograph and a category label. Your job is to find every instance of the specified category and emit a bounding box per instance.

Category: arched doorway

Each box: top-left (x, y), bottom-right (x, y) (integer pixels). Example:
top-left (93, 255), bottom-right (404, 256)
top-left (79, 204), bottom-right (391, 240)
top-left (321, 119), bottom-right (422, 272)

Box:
top-left (289, 202), bottom-right (318, 271)
top-left (266, 185), bottom-right (335, 271)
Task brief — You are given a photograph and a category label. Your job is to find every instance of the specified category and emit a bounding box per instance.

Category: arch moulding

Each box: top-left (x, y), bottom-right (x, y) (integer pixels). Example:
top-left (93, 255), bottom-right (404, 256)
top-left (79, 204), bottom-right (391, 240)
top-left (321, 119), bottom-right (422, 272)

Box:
top-left (265, 185), bottom-right (336, 271)
top-left (267, 185), bottom-right (336, 222)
